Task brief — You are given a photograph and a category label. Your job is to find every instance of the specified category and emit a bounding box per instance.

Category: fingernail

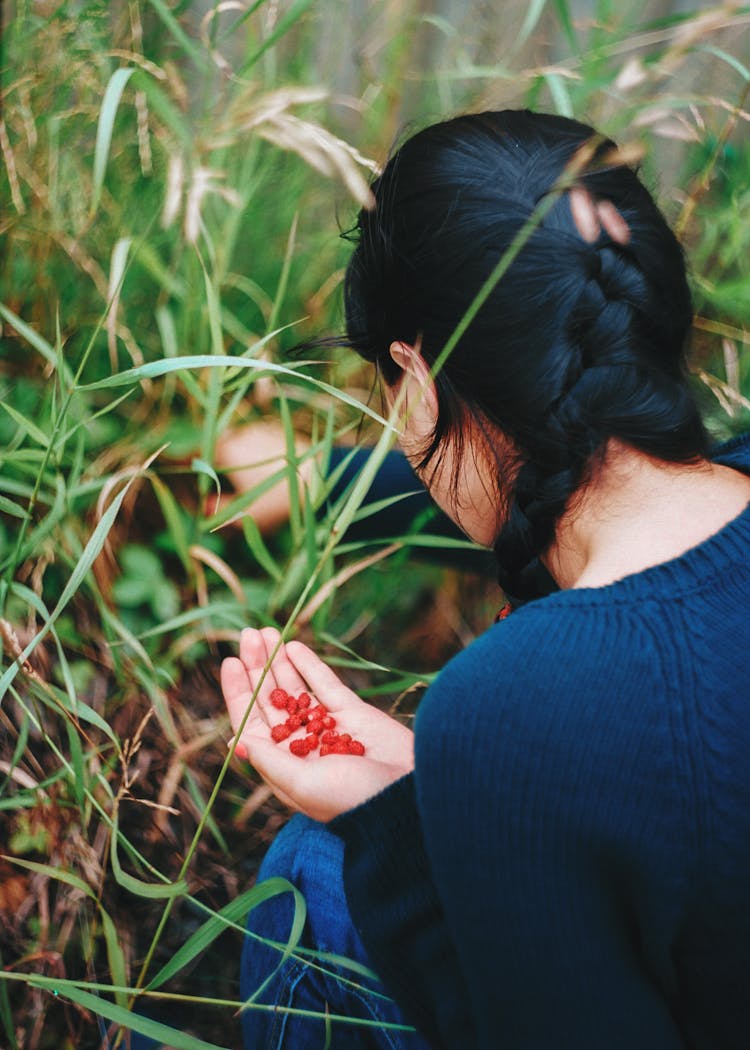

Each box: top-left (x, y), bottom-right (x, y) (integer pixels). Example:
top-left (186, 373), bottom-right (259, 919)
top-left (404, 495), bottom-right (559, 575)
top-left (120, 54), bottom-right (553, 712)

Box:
top-left (569, 186), bottom-right (600, 243)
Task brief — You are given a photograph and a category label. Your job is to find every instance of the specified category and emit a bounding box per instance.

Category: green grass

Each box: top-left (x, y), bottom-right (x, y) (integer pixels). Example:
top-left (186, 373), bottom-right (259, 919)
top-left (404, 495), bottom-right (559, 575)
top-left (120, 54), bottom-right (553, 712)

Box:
top-left (1, 1), bottom-right (749, 1046)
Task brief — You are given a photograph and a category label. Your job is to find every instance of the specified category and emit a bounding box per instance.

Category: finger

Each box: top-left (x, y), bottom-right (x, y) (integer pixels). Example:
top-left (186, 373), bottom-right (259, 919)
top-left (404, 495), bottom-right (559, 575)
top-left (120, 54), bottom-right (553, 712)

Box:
top-left (596, 199), bottom-right (630, 245)
top-left (569, 185), bottom-right (601, 243)
top-left (258, 627), bottom-right (308, 699)
top-left (239, 627), bottom-right (278, 716)
top-left (284, 640), bottom-right (361, 713)
top-left (221, 657), bottom-right (269, 738)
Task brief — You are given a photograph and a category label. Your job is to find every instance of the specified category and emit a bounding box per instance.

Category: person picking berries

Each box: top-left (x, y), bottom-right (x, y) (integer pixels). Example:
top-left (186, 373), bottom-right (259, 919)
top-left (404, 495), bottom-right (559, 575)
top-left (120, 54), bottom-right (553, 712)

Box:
top-left (221, 110), bottom-right (750, 1050)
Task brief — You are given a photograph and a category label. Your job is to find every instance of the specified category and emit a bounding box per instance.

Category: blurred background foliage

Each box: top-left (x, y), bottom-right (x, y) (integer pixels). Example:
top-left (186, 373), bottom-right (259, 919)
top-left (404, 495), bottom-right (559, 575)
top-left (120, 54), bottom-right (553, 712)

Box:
top-left (1, 1), bottom-right (749, 1046)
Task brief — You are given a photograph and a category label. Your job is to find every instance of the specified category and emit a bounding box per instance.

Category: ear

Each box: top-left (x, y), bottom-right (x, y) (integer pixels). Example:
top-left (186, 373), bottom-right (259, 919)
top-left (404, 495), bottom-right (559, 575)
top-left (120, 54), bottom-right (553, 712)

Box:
top-left (388, 341), bottom-right (439, 417)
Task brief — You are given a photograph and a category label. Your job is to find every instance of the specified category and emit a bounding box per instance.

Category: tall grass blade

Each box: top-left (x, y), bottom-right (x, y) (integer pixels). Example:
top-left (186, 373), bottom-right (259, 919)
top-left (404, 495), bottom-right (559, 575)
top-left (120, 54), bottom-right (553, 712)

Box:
top-left (147, 877), bottom-right (305, 990)
top-left (91, 68), bottom-right (136, 217)
top-left (240, 0), bottom-right (316, 72)
top-left (241, 516), bottom-right (283, 583)
top-left (80, 354), bottom-right (391, 427)
top-left (0, 466), bottom-right (140, 698)
top-left (0, 950), bottom-right (18, 1050)
top-left (145, 0), bottom-right (206, 69)
top-left (35, 982), bottom-right (230, 1050)
top-left (513, 0), bottom-right (549, 50)
top-left (0, 401), bottom-right (50, 448)
top-left (110, 812), bottom-right (189, 899)
top-left (554, 0), bottom-right (579, 52)
top-left (0, 304), bottom-right (73, 386)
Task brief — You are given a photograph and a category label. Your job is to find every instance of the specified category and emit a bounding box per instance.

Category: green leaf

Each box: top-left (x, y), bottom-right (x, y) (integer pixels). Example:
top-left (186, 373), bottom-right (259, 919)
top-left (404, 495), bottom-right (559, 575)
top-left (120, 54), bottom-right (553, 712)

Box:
top-left (91, 67), bottom-right (136, 216)
top-left (240, 0), bottom-right (316, 72)
top-left (2, 855), bottom-right (94, 897)
top-left (0, 304), bottom-right (73, 385)
top-left (0, 400), bottom-right (51, 447)
top-left (0, 949), bottom-right (18, 1049)
top-left (110, 813), bottom-right (188, 899)
top-left (149, 475), bottom-right (192, 572)
top-left (0, 473), bottom-right (139, 698)
top-left (513, 0), bottom-right (548, 50)
top-left (147, 877), bottom-right (305, 990)
top-left (79, 354), bottom-right (391, 427)
top-left (237, 516), bottom-right (281, 583)
top-left (554, 0), bottom-right (579, 53)
top-left (545, 72), bottom-right (574, 117)
top-left (64, 718), bottom-right (86, 811)
top-left (145, 0), bottom-right (206, 69)
top-left (0, 495), bottom-right (27, 520)
top-left (100, 909), bottom-right (129, 1009)
top-left (191, 458), bottom-right (222, 502)
top-left (31, 982), bottom-right (229, 1050)
top-left (698, 45), bottom-right (750, 82)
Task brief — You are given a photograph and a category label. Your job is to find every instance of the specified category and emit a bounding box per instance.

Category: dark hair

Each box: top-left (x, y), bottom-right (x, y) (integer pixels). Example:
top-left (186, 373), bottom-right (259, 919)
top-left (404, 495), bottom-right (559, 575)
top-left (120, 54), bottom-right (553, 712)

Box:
top-left (343, 110), bottom-right (710, 604)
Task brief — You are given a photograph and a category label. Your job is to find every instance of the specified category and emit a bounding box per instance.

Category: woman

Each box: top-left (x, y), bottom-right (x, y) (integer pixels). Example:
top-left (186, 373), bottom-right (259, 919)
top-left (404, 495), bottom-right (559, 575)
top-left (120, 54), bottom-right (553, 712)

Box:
top-left (220, 110), bottom-right (750, 1049)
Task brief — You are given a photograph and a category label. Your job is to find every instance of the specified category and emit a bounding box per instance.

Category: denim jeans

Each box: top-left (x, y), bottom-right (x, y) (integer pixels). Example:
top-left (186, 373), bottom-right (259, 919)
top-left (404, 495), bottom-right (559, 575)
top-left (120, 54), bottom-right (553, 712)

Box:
top-left (239, 814), bottom-right (434, 1050)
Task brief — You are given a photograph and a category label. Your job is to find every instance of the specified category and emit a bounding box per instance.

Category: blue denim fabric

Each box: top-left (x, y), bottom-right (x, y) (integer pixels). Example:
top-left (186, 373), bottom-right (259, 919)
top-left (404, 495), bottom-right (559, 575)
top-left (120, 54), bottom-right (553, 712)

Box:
top-left (240, 814), bottom-right (433, 1050)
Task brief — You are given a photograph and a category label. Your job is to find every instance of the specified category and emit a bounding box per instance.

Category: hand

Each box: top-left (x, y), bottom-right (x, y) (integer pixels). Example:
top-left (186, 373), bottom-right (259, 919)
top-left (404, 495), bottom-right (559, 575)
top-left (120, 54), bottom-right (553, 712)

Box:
top-left (221, 627), bottom-right (415, 822)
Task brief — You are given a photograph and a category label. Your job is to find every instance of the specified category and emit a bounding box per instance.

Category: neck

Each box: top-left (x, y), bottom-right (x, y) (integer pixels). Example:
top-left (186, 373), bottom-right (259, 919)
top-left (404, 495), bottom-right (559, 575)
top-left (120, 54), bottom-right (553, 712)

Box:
top-left (543, 440), bottom-right (750, 591)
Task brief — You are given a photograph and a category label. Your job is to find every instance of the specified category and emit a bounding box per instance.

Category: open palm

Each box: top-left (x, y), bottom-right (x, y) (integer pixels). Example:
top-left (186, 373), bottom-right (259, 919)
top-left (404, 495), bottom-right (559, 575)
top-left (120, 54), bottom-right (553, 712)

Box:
top-left (221, 627), bottom-right (415, 822)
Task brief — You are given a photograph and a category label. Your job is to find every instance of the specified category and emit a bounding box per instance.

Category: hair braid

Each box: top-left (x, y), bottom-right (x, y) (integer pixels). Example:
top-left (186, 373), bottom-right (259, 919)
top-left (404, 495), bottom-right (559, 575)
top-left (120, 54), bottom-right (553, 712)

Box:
top-left (341, 110), bottom-right (711, 606)
top-left (494, 236), bottom-right (709, 605)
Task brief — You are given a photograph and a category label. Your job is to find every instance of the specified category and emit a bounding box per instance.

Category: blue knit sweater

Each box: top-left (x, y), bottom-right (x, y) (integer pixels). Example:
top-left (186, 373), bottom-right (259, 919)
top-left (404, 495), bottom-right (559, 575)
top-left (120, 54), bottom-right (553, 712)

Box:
top-left (329, 434), bottom-right (750, 1049)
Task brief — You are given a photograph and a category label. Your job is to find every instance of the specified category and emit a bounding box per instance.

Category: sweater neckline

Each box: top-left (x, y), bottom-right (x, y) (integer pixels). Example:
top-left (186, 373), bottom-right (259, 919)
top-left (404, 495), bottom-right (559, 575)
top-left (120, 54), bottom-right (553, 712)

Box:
top-left (517, 433), bottom-right (750, 612)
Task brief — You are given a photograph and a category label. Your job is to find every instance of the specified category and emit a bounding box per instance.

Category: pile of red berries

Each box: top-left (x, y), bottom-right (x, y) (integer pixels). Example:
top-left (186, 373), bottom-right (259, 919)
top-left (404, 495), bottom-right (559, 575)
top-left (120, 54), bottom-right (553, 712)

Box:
top-left (268, 687), bottom-right (366, 758)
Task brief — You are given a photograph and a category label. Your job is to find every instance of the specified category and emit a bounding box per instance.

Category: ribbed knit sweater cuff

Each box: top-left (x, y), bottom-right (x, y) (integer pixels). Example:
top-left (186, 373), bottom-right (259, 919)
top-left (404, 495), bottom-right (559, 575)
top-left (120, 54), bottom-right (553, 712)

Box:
top-left (327, 771), bottom-right (418, 845)
top-left (327, 773), bottom-right (472, 1049)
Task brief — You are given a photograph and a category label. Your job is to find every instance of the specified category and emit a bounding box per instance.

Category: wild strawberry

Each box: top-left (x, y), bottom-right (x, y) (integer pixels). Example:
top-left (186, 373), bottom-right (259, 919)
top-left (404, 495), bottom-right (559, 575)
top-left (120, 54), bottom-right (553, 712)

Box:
top-left (289, 738), bottom-right (310, 757)
top-left (307, 718), bottom-right (324, 736)
top-left (285, 696), bottom-right (299, 714)
top-left (338, 733), bottom-right (352, 745)
top-left (305, 733), bottom-right (319, 750)
top-left (319, 744), bottom-right (332, 756)
top-left (297, 692), bottom-right (311, 709)
top-left (321, 730), bottom-right (339, 744)
top-left (308, 705), bottom-right (327, 720)
top-left (321, 715), bottom-right (336, 730)
top-left (271, 724), bottom-right (291, 743)
top-left (332, 740), bottom-right (350, 754)
top-left (347, 740), bottom-right (365, 756)
top-left (286, 713), bottom-right (303, 731)
top-left (270, 688), bottom-right (290, 709)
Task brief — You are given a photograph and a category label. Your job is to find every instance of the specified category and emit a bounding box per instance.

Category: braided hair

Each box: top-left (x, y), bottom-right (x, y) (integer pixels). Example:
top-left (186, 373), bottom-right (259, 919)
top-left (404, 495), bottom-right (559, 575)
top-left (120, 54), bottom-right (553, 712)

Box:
top-left (343, 110), bottom-right (710, 603)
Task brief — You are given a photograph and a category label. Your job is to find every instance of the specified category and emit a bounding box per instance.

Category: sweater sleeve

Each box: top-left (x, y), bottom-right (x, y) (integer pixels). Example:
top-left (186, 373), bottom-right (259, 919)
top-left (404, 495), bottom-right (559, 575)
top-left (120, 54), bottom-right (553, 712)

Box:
top-left (413, 609), bottom-right (688, 1050)
top-left (334, 602), bottom-right (698, 1049)
top-left (328, 773), bottom-right (475, 1048)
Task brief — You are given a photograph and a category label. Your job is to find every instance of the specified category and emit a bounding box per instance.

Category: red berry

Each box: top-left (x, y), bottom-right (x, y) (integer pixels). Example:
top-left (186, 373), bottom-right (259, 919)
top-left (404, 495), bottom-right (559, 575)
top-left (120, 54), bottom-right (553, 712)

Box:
top-left (347, 740), bottom-right (365, 756)
top-left (297, 692), bottom-right (311, 709)
top-left (338, 733), bottom-right (352, 745)
top-left (321, 730), bottom-right (339, 744)
top-left (332, 741), bottom-right (350, 754)
top-left (319, 744), bottom-right (332, 756)
top-left (270, 688), bottom-right (289, 709)
top-left (305, 733), bottom-right (319, 750)
top-left (286, 713), bottom-right (303, 731)
top-left (307, 719), bottom-right (324, 736)
top-left (271, 724), bottom-right (291, 743)
top-left (289, 739), bottom-right (310, 757)
top-left (321, 715), bottom-right (336, 730)
top-left (285, 696), bottom-right (299, 714)
top-left (309, 704), bottom-right (327, 718)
